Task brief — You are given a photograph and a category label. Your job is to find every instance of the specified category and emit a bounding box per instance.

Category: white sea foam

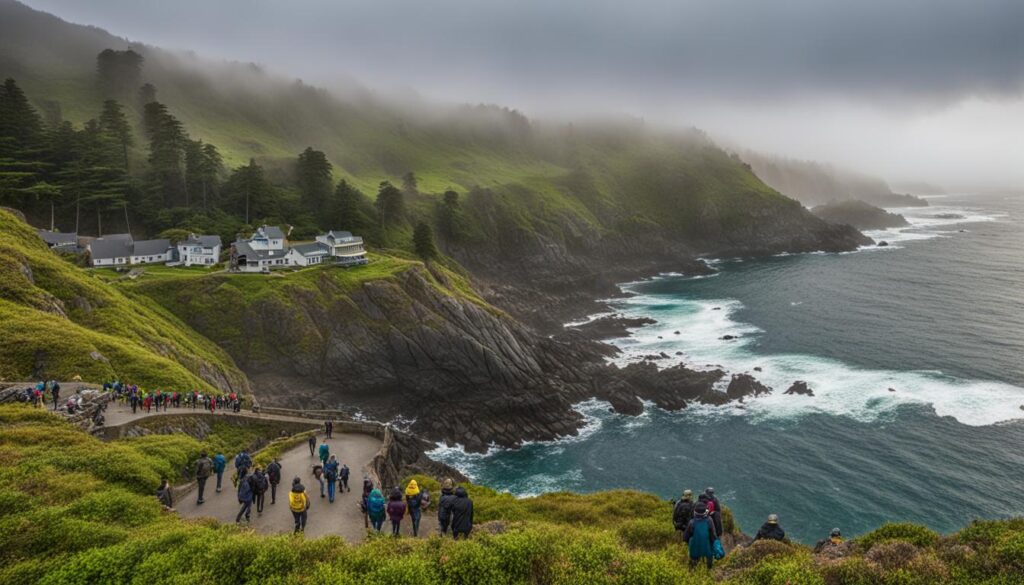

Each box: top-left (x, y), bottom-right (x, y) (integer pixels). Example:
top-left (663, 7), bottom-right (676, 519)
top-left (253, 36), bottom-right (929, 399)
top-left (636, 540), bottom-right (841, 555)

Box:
top-left (603, 285), bottom-right (1024, 428)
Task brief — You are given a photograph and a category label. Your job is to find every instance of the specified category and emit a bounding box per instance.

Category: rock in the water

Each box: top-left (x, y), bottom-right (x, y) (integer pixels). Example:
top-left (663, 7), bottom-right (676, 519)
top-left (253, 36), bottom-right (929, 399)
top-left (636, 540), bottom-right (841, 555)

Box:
top-left (720, 335), bottom-right (737, 340)
top-left (877, 241), bottom-right (889, 247)
top-left (753, 366), bottom-right (763, 372)
top-left (783, 381), bottom-right (814, 396)
top-left (888, 387), bottom-right (896, 393)
top-left (674, 331), bottom-right (680, 335)
top-left (726, 374), bottom-right (773, 401)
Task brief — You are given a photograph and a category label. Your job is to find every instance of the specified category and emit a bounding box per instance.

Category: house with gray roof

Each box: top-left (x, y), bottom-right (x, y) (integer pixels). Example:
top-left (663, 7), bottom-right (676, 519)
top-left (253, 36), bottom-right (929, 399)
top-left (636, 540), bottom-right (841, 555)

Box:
top-left (315, 230), bottom-right (368, 266)
top-left (284, 242), bottom-right (329, 267)
top-left (36, 229), bottom-right (79, 252)
top-left (88, 234), bottom-right (134, 266)
top-left (176, 233), bottom-right (222, 267)
top-left (130, 239), bottom-right (172, 265)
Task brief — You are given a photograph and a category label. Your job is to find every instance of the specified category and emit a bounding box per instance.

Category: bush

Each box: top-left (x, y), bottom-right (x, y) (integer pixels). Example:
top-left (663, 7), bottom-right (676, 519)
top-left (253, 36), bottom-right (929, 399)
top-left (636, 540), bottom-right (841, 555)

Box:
top-left (617, 517), bottom-right (680, 551)
top-left (865, 541), bottom-right (921, 571)
top-left (65, 486), bottom-right (162, 527)
top-left (722, 539), bottom-right (800, 571)
top-left (858, 523), bottom-right (940, 549)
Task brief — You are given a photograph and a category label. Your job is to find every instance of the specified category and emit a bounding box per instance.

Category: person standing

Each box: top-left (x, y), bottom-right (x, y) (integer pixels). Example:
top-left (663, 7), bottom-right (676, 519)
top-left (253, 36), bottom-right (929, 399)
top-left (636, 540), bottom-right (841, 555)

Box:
top-left (705, 487), bottom-right (724, 537)
top-left (438, 478), bottom-right (456, 536)
top-left (325, 420), bottom-right (334, 439)
top-left (289, 477), bottom-right (309, 534)
top-left (755, 514), bottom-right (786, 541)
top-left (318, 441), bottom-right (330, 467)
top-left (266, 458), bottom-right (282, 504)
top-left (673, 489), bottom-right (696, 537)
top-left (156, 477), bottom-right (173, 510)
top-left (450, 486), bottom-right (474, 540)
top-left (387, 487), bottom-right (407, 536)
top-left (194, 452), bottom-right (213, 505)
top-left (235, 471), bottom-right (255, 524)
top-left (213, 452), bottom-right (226, 493)
top-left (682, 503), bottom-right (718, 570)
top-left (405, 479), bottom-right (424, 537)
top-left (367, 488), bottom-right (386, 533)
top-left (361, 476), bottom-right (374, 528)
top-left (308, 434), bottom-right (317, 457)
top-left (324, 455), bottom-right (339, 503)
top-left (252, 466), bottom-right (269, 515)
top-left (339, 463), bottom-right (350, 493)
top-left (234, 450), bottom-right (252, 478)
top-left (51, 381), bottom-right (61, 411)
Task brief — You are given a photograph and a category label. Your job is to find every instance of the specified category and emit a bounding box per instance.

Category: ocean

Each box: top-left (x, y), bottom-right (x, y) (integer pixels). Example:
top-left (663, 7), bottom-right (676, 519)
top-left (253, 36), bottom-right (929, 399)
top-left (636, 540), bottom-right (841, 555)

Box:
top-left (433, 192), bottom-right (1024, 543)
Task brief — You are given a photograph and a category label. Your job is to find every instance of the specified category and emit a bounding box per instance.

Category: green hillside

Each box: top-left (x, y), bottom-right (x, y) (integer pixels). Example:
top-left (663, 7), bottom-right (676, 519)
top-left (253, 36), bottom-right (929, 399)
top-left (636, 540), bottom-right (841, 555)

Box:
top-left (0, 207), bottom-right (246, 392)
top-left (4, 404), bottom-right (1024, 585)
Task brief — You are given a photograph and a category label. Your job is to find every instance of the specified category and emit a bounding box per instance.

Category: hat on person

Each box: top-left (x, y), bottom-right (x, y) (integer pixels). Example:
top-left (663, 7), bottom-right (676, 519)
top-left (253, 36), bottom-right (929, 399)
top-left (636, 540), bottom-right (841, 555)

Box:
top-left (767, 514), bottom-right (779, 524)
top-left (830, 528), bottom-right (842, 538)
top-left (694, 503), bottom-right (709, 516)
top-left (683, 489), bottom-right (693, 498)
top-left (442, 477), bottom-right (455, 490)
top-left (705, 487), bottom-right (715, 495)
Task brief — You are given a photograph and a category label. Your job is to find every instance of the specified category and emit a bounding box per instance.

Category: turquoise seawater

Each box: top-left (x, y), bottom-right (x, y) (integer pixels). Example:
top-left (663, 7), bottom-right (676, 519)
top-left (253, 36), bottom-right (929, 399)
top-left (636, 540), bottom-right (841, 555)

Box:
top-left (434, 193), bottom-right (1024, 543)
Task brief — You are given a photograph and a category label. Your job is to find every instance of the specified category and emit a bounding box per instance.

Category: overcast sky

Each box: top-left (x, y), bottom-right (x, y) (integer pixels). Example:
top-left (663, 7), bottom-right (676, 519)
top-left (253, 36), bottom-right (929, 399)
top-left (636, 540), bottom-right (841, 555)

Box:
top-left (26, 0), bottom-right (1024, 191)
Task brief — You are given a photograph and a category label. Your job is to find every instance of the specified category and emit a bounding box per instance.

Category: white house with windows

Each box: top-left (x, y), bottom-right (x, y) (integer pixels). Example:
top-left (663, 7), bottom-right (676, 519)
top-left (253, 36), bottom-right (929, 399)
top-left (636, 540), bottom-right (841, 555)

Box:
top-left (285, 242), bottom-right (330, 267)
top-left (129, 239), bottom-right (172, 265)
top-left (315, 230), bottom-right (368, 266)
top-left (88, 234), bottom-right (133, 267)
top-left (231, 225), bottom-right (290, 272)
top-left (247, 225), bottom-right (287, 251)
top-left (37, 229), bottom-right (80, 252)
top-left (176, 234), bottom-right (222, 266)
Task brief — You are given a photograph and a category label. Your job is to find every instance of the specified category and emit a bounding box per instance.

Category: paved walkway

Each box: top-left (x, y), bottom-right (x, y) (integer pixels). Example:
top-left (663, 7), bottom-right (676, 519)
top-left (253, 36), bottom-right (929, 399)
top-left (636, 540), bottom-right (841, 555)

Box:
top-left (174, 436), bottom-right (436, 542)
top-left (103, 402), bottom-right (322, 428)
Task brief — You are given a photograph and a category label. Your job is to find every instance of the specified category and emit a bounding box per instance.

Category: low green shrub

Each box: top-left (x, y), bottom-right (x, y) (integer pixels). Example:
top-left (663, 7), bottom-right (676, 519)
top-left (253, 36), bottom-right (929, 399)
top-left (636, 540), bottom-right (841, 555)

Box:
top-left (858, 523), bottom-right (940, 549)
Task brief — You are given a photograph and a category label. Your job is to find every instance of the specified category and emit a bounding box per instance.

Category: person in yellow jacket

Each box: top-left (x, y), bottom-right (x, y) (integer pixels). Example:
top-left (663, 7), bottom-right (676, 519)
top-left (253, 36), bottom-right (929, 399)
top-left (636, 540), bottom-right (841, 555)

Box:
top-left (405, 479), bottom-right (426, 536)
top-left (289, 477), bottom-right (310, 534)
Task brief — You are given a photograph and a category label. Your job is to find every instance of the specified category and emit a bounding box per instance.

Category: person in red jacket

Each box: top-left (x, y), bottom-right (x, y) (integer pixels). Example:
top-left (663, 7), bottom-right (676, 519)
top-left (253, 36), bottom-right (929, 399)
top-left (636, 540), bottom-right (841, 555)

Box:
top-left (386, 487), bottom-right (406, 536)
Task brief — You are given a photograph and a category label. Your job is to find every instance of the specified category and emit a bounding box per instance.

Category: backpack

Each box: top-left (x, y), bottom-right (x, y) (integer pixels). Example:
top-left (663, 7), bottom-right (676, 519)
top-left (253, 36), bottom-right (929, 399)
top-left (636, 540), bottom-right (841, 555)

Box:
top-left (706, 500), bottom-right (716, 514)
top-left (419, 488), bottom-right (431, 509)
top-left (368, 496), bottom-right (385, 515)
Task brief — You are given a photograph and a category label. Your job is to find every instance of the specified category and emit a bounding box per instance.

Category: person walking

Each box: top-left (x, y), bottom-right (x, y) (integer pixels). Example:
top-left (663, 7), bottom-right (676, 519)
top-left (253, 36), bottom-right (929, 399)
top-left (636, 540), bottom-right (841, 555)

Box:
top-left (405, 479), bottom-right (424, 537)
top-left (308, 434), bottom-right (317, 457)
top-left (705, 487), bottom-right (724, 537)
top-left (266, 458), bottom-right (282, 504)
top-left (438, 478), bottom-right (456, 536)
top-left (361, 476), bottom-right (374, 528)
top-left (450, 485), bottom-right (474, 540)
top-left (682, 503), bottom-right (718, 570)
top-left (673, 490), bottom-right (695, 537)
top-left (252, 466), bottom-right (269, 515)
top-left (156, 477), bottom-right (173, 510)
top-left (387, 487), bottom-right (407, 536)
top-left (324, 455), bottom-right (339, 503)
top-left (755, 514), bottom-right (786, 541)
top-left (194, 452), bottom-right (213, 505)
top-left (289, 477), bottom-right (309, 534)
top-left (213, 452), bottom-right (227, 493)
top-left (234, 450), bottom-right (253, 479)
top-left (339, 463), bottom-right (350, 493)
top-left (325, 420), bottom-right (334, 439)
top-left (318, 441), bottom-right (330, 467)
top-left (51, 381), bottom-right (61, 411)
top-left (235, 470), bottom-right (255, 524)
top-left (367, 488), bottom-right (386, 533)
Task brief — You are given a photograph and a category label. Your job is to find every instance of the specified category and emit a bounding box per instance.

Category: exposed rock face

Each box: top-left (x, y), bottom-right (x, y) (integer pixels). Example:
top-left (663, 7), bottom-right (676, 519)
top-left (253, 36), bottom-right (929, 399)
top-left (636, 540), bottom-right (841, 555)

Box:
top-left (565, 315), bottom-right (656, 340)
top-left (783, 381), bottom-right (814, 396)
top-left (812, 200), bottom-right (910, 230)
top-left (372, 427), bottom-right (468, 489)
top-left (726, 374), bottom-right (773, 401)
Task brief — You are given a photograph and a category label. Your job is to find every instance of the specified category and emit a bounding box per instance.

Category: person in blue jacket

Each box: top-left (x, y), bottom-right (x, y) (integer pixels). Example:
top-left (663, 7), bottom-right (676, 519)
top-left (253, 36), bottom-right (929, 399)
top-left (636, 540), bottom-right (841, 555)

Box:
top-left (213, 453), bottom-right (227, 492)
top-left (682, 502), bottom-right (718, 570)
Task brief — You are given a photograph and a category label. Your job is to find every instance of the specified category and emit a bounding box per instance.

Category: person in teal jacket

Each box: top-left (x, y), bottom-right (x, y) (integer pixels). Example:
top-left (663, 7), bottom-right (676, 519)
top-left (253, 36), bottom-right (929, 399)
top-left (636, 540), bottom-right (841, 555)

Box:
top-left (367, 488), bottom-right (386, 532)
top-left (318, 441), bottom-right (330, 466)
top-left (682, 502), bottom-right (718, 570)
top-left (213, 453), bottom-right (227, 492)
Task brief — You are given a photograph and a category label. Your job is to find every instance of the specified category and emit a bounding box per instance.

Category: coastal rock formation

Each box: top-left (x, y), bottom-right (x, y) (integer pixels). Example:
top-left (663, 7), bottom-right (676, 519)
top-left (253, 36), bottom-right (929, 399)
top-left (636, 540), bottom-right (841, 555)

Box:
top-left (783, 381), bottom-right (815, 396)
top-left (726, 374), bottom-right (773, 400)
top-left (566, 315), bottom-right (656, 340)
top-left (812, 200), bottom-right (910, 230)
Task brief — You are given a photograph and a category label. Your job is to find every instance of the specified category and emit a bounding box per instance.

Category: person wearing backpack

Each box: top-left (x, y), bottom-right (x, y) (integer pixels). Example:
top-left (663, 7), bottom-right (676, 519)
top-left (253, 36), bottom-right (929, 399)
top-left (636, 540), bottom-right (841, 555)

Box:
top-left (251, 466), bottom-right (269, 515)
top-left (438, 477), bottom-right (456, 536)
top-left (387, 487), bottom-right (407, 536)
top-left (682, 502), bottom-right (718, 570)
top-left (234, 450), bottom-right (252, 477)
top-left (318, 441), bottom-right (330, 467)
top-left (339, 463), bottom-right (350, 493)
top-left (266, 458), bottom-right (282, 504)
top-left (367, 488), bottom-right (386, 532)
top-left (673, 489), bottom-right (695, 536)
top-left (235, 472), bottom-right (255, 524)
top-left (361, 476), bottom-right (374, 528)
top-left (705, 487), bottom-right (724, 537)
top-left (194, 452), bottom-right (213, 505)
top-left (450, 485), bottom-right (474, 540)
top-left (289, 477), bottom-right (310, 534)
top-left (755, 514), bottom-right (786, 542)
top-left (324, 455), bottom-right (339, 503)
top-left (404, 479), bottom-right (424, 536)
top-left (213, 453), bottom-right (227, 493)
top-left (308, 434), bottom-right (317, 457)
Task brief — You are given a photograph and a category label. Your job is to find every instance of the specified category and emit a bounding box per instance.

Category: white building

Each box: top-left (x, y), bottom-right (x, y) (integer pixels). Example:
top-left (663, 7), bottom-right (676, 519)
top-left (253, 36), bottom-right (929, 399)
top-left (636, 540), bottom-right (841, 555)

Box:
top-left (176, 234), bottom-right (222, 267)
top-left (285, 242), bottom-right (330, 267)
top-left (129, 239), bottom-right (172, 265)
top-left (88, 234), bottom-right (133, 267)
top-left (231, 225), bottom-right (290, 272)
top-left (247, 225), bottom-right (287, 251)
top-left (316, 230), bottom-right (368, 266)
top-left (37, 229), bottom-right (79, 252)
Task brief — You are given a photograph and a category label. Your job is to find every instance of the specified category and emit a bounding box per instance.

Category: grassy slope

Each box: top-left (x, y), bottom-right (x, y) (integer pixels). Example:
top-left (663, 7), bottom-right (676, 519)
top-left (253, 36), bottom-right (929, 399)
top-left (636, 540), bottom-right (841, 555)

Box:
top-left (2, 405), bottom-right (1023, 585)
top-left (0, 208), bottom-right (247, 392)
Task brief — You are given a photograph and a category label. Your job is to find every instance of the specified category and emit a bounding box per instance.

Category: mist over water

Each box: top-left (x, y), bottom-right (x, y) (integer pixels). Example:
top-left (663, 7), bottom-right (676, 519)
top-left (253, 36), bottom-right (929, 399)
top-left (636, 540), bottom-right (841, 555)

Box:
top-left (433, 192), bottom-right (1024, 543)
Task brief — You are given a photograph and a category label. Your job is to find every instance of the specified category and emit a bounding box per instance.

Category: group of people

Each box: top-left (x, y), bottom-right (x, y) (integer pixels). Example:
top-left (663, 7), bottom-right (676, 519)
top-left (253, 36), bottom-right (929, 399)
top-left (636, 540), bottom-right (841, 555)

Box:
top-left (673, 487), bottom-right (846, 570)
top-left (105, 379), bottom-right (244, 414)
top-left (361, 476), bottom-right (474, 539)
top-left (19, 380), bottom-right (63, 410)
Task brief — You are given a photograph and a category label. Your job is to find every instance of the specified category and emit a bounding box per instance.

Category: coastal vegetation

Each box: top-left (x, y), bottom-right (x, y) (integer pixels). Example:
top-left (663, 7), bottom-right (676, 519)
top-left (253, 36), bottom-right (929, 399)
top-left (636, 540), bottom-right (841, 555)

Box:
top-left (2, 404), bottom-right (1023, 585)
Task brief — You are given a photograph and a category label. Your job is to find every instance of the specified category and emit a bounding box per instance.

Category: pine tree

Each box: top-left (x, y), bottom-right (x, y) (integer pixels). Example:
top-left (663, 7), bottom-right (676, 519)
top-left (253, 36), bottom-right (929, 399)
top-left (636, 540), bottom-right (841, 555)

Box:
top-left (401, 171), bottom-right (419, 196)
top-left (226, 158), bottom-right (274, 224)
top-left (413, 222), bottom-right (438, 260)
top-left (333, 179), bottom-right (375, 234)
top-left (437, 189), bottom-right (462, 241)
top-left (143, 101), bottom-right (187, 208)
top-left (296, 147), bottom-right (332, 220)
top-left (375, 181), bottom-right (405, 228)
top-left (98, 100), bottom-right (133, 172)
top-left (0, 78), bottom-right (44, 156)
